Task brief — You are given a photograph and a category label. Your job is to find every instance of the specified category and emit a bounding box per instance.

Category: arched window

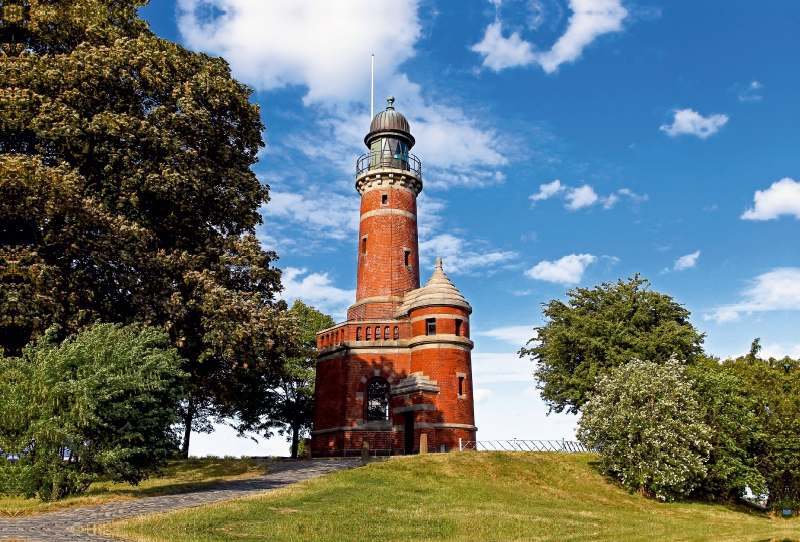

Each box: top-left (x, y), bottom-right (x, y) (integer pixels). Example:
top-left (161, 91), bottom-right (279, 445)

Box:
top-left (357, 327), bottom-right (362, 341)
top-left (393, 326), bottom-right (399, 339)
top-left (375, 326), bottom-right (381, 340)
top-left (366, 327), bottom-right (371, 340)
top-left (384, 326), bottom-right (390, 340)
top-left (366, 379), bottom-right (390, 421)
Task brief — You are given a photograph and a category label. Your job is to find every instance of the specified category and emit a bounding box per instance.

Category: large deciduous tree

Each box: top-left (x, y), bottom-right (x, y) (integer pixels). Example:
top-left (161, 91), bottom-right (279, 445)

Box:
top-left (0, 0), bottom-right (289, 454)
top-left (519, 275), bottom-right (705, 414)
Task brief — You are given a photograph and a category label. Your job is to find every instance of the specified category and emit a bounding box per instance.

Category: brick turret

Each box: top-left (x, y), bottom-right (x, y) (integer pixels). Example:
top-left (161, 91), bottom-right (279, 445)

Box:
top-left (311, 97), bottom-right (476, 457)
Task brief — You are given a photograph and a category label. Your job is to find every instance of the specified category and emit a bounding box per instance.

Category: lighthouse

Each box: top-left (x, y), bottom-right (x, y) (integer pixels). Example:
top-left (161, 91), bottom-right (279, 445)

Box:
top-left (311, 97), bottom-right (477, 456)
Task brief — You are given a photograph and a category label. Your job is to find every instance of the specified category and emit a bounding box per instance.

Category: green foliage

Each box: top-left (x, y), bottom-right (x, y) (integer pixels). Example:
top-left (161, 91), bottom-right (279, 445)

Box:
top-left (688, 355), bottom-right (767, 500)
top-left (720, 341), bottom-right (800, 510)
top-left (236, 300), bottom-right (334, 458)
top-left (520, 275), bottom-right (705, 414)
top-left (577, 358), bottom-right (711, 501)
top-left (0, 0), bottom-right (290, 451)
top-left (0, 323), bottom-right (186, 501)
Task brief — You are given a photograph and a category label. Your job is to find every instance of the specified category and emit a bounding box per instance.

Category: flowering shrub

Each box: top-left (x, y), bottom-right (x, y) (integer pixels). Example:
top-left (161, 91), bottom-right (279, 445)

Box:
top-left (578, 358), bottom-right (711, 501)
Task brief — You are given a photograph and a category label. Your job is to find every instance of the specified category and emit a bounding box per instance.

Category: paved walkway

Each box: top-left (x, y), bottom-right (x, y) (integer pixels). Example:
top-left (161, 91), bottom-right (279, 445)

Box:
top-left (0, 459), bottom-right (360, 541)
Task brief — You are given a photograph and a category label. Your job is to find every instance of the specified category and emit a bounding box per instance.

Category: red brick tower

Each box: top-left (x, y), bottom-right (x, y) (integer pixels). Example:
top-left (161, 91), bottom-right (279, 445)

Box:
top-left (311, 97), bottom-right (476, 457)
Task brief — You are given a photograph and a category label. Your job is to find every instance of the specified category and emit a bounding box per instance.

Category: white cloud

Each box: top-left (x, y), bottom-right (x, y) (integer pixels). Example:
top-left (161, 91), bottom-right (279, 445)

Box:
top-left (419, 234), bottom-right (517, 275)
top-left (565, 184), bottom-right (599, 210)
top-left (536, 0), bottom-right (628, 73)
top-left (472, 0), bottom-right (628, 73)
top-left (525, 253), bottom-right (597, 285)
top-left (674, 250), bottom-right (700, 271)
top-left (739, 81), bottom-right (763, 102)
top-left (530, 179), bottom-right (565, 205)
top-left (177, 0), bottom-right (420, 104)
top-left (660, 108), bottom-right (729, 139)
top-left (476, 325), bottom-right (537, 346)
top-left (178, 1), bottom-right (508, 189)
top-left (705, 268), bottom-right (800, 323)
top-left (759, 343), bottom-right (800, 360)
top-left (473, 389), bottom-right (493, 404)
top-left (741, 178), bottom-right (800, 220)
top-left (280, 267), bottom-right (355, 320)
top-left (262, 191), bottom-right (360, 240)
top-left (471, 21), bottom-right (536, 71)
top-left (472, 353), bottom-right (535, 383)
top-left (530, 181), bottom-right (641, 211)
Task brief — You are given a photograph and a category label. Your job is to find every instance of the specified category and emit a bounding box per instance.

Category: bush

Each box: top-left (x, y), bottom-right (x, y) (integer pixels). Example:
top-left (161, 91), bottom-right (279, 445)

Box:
top-left (0, 324), bottom-right (187, 500)
top-left (577, 358), bottom-right (711, 501)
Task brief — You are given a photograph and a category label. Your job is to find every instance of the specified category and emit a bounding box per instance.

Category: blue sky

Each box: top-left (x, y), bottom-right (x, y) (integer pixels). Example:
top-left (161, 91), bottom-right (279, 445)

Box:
top-left (140, 0), bottom-right (800, 456)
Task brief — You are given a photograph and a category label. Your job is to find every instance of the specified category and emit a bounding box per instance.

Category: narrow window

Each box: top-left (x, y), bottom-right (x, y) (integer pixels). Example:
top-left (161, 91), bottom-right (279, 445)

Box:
top-left (366, 380), bottom-right (390, 421)
top-left (426, 318), bottom-right (436, 336)
top-left (393, 326), bottom-right (399, 339)
top-left (365, 327), bottom-right (371, 340)
top-left (404, 250), bottom-right (410, 266)
top-left (361, 237), bottom-right (367, 254)
top-left (357, 327), bottom-right (362, 340)
top-left (381, 194), bottom-right (388, 205)
top-left (384, 326), bottom-right (390, 340)
top-left (455, 320), bottom-right (462, 337)
top-left (458, 376), bottom-right (465, 396)
top-left (375, 326), bottom-right (381, 340)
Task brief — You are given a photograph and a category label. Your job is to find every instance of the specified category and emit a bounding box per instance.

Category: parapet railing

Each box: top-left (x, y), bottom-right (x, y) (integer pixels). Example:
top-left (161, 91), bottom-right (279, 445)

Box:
top-left (356, 151), bottom-right (422, 178)
top-left (458, 439), bottom-right (597, 453)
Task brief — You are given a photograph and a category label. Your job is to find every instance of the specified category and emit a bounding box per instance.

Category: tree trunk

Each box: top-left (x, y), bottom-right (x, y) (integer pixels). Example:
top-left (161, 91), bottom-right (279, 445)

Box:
top-left (181, 397), bottom-right (195, 459)
top-left (291, 424), bottom-right (300, 458)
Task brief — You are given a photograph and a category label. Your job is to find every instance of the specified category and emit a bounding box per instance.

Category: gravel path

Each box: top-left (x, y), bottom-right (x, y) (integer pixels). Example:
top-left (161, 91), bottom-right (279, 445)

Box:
top-left (0, 459), bottom-right (360, 541)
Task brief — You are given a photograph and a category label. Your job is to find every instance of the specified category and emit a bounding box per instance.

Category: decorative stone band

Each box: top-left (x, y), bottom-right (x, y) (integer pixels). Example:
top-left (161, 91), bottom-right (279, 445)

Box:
top-left (360, 208), bottom-right (417, 222)
top-left (393, 404), bottom-right (437, 413)
top-left (407, 335), bottom-right (474, 351)
top-left (390, 371), bottom-right (440, 395)
top-left (311, 422), bottom-right (477, 435)
top-left (349, 295), bottom-right (405, 310)
top-left (356, 170), bottom-right (422, 196)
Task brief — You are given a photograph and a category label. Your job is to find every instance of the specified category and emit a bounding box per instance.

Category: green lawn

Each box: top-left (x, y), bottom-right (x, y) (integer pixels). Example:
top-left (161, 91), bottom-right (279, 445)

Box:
top-left (100, 452), bottom-right (800, 542)
top-left (0, 457), bottom-right (268, 517)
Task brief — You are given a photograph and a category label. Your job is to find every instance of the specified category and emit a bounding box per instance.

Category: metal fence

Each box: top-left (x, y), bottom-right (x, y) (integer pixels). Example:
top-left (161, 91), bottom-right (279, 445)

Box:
top-left (458, 438), bottom-right (597, 453)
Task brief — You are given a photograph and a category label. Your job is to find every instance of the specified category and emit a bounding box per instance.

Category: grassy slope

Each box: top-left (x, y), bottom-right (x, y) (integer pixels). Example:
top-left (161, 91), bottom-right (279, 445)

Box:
top-left (0, 457), bottom-right (268, 517)
top-left (101, 452), bottom-right (800, 542)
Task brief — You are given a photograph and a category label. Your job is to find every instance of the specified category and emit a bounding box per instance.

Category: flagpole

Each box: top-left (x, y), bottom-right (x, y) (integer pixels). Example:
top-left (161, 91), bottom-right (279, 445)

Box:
top-left (371, 54), bottom-right (374, 119)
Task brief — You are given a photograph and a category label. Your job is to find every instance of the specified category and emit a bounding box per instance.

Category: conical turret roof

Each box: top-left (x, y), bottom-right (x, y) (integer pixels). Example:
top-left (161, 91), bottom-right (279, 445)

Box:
top-left (396, 258), bottom-right (472, 316)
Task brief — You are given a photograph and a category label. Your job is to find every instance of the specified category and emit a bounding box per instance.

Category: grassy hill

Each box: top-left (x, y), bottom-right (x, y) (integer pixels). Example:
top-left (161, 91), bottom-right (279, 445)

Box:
top-left (100, 452), bottom-right (800, 542)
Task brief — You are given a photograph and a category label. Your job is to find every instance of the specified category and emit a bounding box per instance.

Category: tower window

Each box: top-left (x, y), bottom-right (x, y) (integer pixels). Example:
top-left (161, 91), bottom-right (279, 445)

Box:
top-left (393, 326), bottom-right (399, 339)
top-left (381, 194), bottom-right (388, 205)
top-left (366, 327), bottom-right (371, 340)
top-left (384, 326), bottom-right (390, 340)
top-left (458, 376), bottom-right (465, 396)
top-left (366, 380), bottom-right (390, 421)
top-left (455, 320), bottom-right (462, 336)
top-left (361, 237), bottom-right (367, 254)
top-left (357, 327), bottom-right (362, 340)
top-left (426, 318), bottom-right (436, 336)
top-left (375, 326), bottom-right (381, 340)
top-left (404, 250), bottom-right (410, 266)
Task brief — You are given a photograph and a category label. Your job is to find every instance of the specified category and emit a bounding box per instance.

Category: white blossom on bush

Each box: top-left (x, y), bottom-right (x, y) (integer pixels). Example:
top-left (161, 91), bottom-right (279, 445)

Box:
top-left (577, 357), bottom-right (712, 501)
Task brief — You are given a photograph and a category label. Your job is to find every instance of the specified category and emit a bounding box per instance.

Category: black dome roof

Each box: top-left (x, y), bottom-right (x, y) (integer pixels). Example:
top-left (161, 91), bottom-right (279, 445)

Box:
top-left (365, 96), bottom-right (415, 148)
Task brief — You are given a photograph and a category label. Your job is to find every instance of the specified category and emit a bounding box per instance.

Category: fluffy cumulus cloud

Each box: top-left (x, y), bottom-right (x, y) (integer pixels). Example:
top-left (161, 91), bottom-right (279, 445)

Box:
top-left (525, 254), bottom-right (597, 285)
top-left (419, 234), bottom-right (517, 275)
top-left (674, 250), bottom-right (700, 271)
top-left (262, 191), bottom-right (361, 241)
top-left (178, 0), bottom-right (507, 189)
top-left (280, 267), bottom-right (355, 320)
top-left (741, 178), bottom-right (800, 220)
top-left (475, 325), bottom-right (537, 346)
top-left (529, 180), bottom-right (645, 210)
top-left (705, 268), bottom-right (800, 323)
top-left (472, 0), bottom-right (628, 73)
top-left (660, 109), bottom-right (729, 139)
